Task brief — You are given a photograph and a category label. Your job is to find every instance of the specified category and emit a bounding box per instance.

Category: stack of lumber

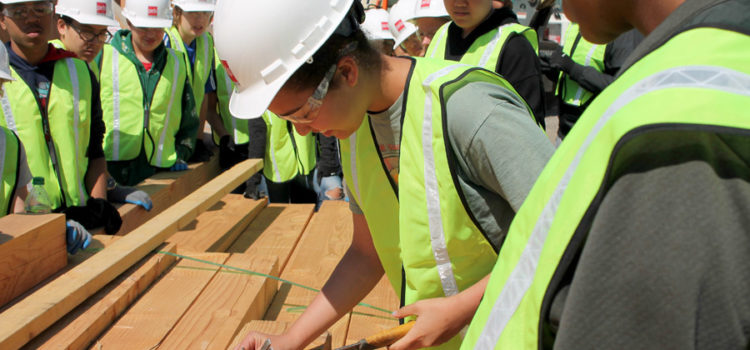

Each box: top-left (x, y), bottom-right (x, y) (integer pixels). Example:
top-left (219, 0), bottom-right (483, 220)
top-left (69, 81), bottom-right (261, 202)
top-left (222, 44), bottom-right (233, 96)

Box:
top-left (0, 155), bottom-right (399, 350)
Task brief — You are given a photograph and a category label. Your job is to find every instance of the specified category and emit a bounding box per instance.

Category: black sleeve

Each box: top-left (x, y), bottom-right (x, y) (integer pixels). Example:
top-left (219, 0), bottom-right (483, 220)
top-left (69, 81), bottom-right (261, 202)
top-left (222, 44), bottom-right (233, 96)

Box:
top-left (246, 117), bottom-right (267, 159)
top-left (604, 29), bottom-right (644, 76)
top-left (563, 61), bottom-right (614, 94)
top-left (553, 162), bottom-right (750, 349)
top-left (496, 34), bottom-right (546, 125)
top-left (87, 69), bottom-right (105, 159)
top-left (316, 134), bottom-right (341, 177)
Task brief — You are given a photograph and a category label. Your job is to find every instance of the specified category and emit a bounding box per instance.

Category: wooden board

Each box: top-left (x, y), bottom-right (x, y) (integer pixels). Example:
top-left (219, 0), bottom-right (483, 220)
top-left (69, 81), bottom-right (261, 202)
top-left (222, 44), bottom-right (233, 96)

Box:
top-left (110, 156), bottom-right (221, 236)
top-left (0, 159), bottom-right (262, 350)
top-left (264, 201), bottom-right (354, 348)
top-left (169, 194), bottom-right (266, 253)
top-left (228, 204), bottom-right (314, 273)
top-left (159, 254), bottom-right (279, 350)
top-left (346, 275), bottom-right (400, 344)
top-left (227, 321), bottom-right (332, 350)
top-left (92, 252), bottom-right (229, 350)
top-left (0, 214), bottom-right (66, 308)
top-left (26, 243), bottom-right (177, 350)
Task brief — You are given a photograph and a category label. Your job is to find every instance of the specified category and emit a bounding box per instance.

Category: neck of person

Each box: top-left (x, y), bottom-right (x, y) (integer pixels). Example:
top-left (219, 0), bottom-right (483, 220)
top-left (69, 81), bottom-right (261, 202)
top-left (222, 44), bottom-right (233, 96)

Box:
top-left (178, 27), bottom-right (197, 46)
top-left (133, 43), bottom-right (155, 64)
top-left (11, 41), bottom-right (48, 66)
top-left (629, 0), bottom-right (685, 36)
top-left (366, 55), bottom-right (411, 113)
top-left (461, 10), bottom-right (493, 39)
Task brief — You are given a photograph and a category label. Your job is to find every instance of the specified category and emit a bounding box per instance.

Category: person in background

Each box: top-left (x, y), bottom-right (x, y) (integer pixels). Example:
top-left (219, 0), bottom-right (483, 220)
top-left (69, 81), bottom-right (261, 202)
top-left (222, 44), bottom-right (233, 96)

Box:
top-left (53, 0), bottom-right (153, 211)
top-left (98, 0), bottom-right (198, 186)
top-left (164, 0), bottom-right (218, 162)
top-left (426, 0), bottom-right (547, 129)
top-left (0, 0), bottom-right (121, 252)
top-left (361, 8), bottom-right (395, 56)
top-left (462, 0), bottom-right (750, 348)
top-left (388, 0), bottom-right (424, 56)
top-left (539, 24), bottom-right (643, 141)
top-left (411, 0), bottom-right (450, 50)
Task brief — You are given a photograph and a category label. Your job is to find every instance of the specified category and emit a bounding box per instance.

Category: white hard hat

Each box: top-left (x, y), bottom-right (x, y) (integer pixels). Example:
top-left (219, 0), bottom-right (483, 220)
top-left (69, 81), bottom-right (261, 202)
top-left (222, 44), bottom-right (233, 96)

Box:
top-left (171, 0), bottom-right (215, 12)
top-left (389, 0), bottom-right (418, 49)
top-left (122, 0), bottom-right (172, 28)
top-left (413, 0), bottom-right (448, 18)
top-left (56, 0), bottom-right (118, 27)
top-left (0, 44), bottom-right (14, 81)
top-left (362, 9), bottom-right (393, 41)
top-left (214, 0), bottom-right (362, 119)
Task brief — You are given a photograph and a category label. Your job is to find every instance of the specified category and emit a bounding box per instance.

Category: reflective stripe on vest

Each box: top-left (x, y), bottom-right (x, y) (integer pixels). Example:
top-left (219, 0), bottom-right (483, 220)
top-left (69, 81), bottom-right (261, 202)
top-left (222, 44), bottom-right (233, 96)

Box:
top-left (0, 59), bottom-right (91, 209)
top-left (426, 21), bottom-right (539, 71)
top-left (166, 28), bottom-right (212, 110)
top-left (49, 39), bottom-right (101, 81)
top-left (558, 24), bottom-right (606, 107)
top-left (0, 127), bottom-right (19, 216)
top-left (101, 45), bottom-right (187, 168)
top-left (213, 50), bottom-right (249, 145)
top-left (464, 27), bottom-right (750, 350)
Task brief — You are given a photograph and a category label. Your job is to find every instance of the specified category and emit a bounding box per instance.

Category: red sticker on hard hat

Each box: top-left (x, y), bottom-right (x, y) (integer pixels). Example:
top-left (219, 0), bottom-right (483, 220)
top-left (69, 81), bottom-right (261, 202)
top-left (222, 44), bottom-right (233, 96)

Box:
top-left (421, 0), bottom-right (431, 8)
top-left (148, 6), bottom-right (158, 17)
top-left (221, 60), bottom-right (239, 84)
top-left (96, 2), bottom-right (106, 14)
top-left (395, 19), bottom-right (405, 31)
top-left (381, 22), bottom-right (389, 31)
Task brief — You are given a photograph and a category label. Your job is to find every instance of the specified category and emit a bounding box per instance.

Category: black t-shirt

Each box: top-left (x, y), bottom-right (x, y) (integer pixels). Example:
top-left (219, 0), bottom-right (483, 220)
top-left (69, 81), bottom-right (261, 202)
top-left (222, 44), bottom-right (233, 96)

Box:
top-left (443, 7), bottom-right (546, 127)
top-left (7, 43), bottom-right (105, 160)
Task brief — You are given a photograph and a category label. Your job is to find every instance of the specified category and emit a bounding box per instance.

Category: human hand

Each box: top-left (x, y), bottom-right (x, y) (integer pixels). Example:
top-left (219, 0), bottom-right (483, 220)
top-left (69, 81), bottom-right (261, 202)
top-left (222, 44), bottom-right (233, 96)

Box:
top-left (538, 40), bottom-right (573, 72)
top-left (170, 160), bottom-right (188, 172)
top-left (388, 296), bottom-right (473, 350)
top-left (107, 180), bottom-right (153, 211)
top-left (319, 175), bottom-right (344, 200)
top-left (234, 332), bottom-right (299, 350)
top-left (243, 173), bottom-right (267, 200)
top-left (66, 219), bottom-right (92, 255)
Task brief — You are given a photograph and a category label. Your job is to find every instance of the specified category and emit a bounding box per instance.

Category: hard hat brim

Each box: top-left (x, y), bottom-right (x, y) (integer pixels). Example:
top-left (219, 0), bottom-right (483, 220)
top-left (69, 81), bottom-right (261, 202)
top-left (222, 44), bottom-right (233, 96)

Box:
top-left (58, 12), bottom-right (119, 27)
top-left (0, 72), bottom-right (15, 81)
top-left (228, 82), bottom-right (278, 120)
top-left (126, 17), bottom-right (172, 29)
top-left (175, 3), bottom-right (216, 12)
top-left (392, 26), bottom-right (417, 49)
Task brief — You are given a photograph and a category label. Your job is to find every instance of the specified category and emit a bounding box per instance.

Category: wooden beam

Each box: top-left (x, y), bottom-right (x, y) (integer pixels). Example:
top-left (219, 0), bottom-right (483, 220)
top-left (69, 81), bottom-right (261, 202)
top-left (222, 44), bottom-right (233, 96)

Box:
top-left (264, 201), bottom-right (353, 349)
top-left (227, 320), bottom-right (332, 350)
top-left (0, 159), bottom-right (262, 349)
top-left (26, 243), bottom-right (177, 350)
top-left (92, 252), bottom-right (229, 349)
top-left (160, 254), bottom-right (279, 349)
top-left (169, 194), bottom-right (266, 253)
top-left (110, 156), bottom-right (221, 236)
top-left (0, 214), bottom-right (66, 308)
top-left (228, 204), bottom-right (314, 273)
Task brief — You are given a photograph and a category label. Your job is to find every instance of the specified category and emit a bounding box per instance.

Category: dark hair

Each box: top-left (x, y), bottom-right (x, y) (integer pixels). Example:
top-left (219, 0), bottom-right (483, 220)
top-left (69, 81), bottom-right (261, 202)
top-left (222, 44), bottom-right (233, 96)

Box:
top-left (285, 27), bottom-right (382, 92)
top-left (59, 14), bottom-right (74, 25)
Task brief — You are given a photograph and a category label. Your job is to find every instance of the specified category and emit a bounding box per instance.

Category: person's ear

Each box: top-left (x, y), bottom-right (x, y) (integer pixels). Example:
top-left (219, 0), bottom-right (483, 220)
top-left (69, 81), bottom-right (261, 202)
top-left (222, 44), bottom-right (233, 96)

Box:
top-left (56, 18), bottom-right (66, 37)
top-left (337, 55), bottom-right (359, 88)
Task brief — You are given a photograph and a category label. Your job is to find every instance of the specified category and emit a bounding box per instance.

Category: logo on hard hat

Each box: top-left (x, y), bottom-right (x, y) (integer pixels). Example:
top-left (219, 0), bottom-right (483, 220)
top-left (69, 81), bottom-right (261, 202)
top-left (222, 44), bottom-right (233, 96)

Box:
top-left (148, 6), bottom-right (158, 17)
top-left (421, 0), bottom-right (431, 8)
top-left (381, 22), bottom-right (389, 31)
top-left (96, 2), bottom-right (107, 14)
top-left (221, 60), bottom-right (239, 85)
top-left (395, 19), bottom-right (405, 31)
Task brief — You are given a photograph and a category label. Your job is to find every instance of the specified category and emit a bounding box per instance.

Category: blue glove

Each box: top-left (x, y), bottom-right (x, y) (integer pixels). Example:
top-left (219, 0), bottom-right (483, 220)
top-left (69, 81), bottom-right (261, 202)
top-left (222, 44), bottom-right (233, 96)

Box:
top-left (170, 160), bottom-right (188, 172)
top-left (107, 180), bottom-right (153, 211)
top-left (319, 175), bottom-right (344, 200)
top-left (66, 220), bottom-right (92, 255)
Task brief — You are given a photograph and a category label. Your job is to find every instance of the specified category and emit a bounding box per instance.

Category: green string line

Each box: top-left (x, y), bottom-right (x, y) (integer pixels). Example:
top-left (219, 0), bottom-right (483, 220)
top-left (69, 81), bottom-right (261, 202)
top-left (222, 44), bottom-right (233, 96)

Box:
top-left (157, 250), bottom-right (393, 315)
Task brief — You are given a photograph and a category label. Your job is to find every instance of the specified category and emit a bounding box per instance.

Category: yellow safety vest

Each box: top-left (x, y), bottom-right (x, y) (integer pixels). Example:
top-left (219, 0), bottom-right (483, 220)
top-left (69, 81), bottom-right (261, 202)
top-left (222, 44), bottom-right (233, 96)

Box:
top-left (212, 50), bottom-right (249, 145)
top-left (261, 111), bottom-right (317, 182)
top-left (556, 23), bottom-right (606, 108)
top-left (0, 59), bottom-right (92, 209)
top-left (49, 39), bottom-right (101, 81)
top-left (463, 26), bottom-right (750, 350)
top-left (165, 28), bottom-right (213, 112)
top-left (0, 126), bottom-right (20, 216)
top-left (99, 44), bottom-right (188, 168)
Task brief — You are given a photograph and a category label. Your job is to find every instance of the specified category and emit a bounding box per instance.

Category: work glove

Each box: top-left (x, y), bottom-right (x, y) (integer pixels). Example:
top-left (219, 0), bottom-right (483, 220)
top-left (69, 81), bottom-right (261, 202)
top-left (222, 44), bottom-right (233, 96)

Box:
top-left (243, 173), bottom-right (266, 200)
top-left (170, 160), bottom-right (188, 172)
top-left (538, 40), bottom-right (575, 73)
top-left (66, 219), bottom-right (92, 255)
top-left (107, 178), bottom-right (153, 211)
top-left (64, 198), bottom-right (123, 235)
top-left (319, 175), bottom-right (344, 200)
top-left (219, 135), bottom-right (248, 170)
top-left (188, 140), bottom-right (214, 163)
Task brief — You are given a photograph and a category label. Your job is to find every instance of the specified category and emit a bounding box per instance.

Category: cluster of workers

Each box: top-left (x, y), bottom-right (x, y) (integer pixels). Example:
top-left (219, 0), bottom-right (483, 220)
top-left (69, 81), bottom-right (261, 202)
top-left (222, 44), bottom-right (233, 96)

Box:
top-left (0, 0), bottom-right (346, 255)
top-left (1, 0), bottom-right (748, 349)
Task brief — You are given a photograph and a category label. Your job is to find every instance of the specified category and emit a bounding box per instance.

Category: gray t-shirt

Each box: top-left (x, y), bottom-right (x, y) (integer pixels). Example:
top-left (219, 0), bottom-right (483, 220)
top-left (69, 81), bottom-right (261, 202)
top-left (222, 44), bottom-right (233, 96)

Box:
top-left (347, 81), bottom-right (554, 247)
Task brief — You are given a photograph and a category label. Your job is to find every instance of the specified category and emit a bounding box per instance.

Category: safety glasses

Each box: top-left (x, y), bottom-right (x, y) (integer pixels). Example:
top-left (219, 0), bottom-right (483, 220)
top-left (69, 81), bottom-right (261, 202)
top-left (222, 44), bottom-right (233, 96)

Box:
top-left (2, 2), bottom-right (53, 20)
